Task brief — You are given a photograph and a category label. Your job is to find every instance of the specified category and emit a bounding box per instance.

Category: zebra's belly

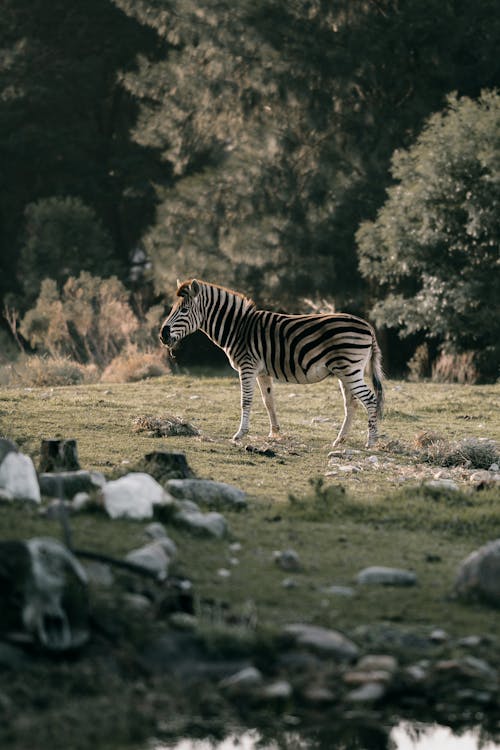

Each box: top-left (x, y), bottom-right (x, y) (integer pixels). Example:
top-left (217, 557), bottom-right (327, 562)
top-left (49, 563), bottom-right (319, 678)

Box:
top-left (269, 362), bottom-right (331, 385)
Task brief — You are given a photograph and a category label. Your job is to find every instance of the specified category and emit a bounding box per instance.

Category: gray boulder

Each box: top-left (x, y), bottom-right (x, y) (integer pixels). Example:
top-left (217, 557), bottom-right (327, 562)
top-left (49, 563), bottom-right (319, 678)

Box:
top-left (284, 623), bottom-right (359, 661)
top-left (173, 507), bottom-right (228, 538)
top-left (455, 538), bottom-right (500, 605)
top-left (125, 540), bottom-right (175, 580)
top-left (167, 478), bottom-right (247, 510)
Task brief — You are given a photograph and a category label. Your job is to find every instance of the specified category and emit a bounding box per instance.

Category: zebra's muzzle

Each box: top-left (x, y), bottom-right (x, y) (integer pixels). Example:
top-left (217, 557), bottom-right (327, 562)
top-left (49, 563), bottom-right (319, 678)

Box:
top-left (159, 324), bottom-right (172, 346)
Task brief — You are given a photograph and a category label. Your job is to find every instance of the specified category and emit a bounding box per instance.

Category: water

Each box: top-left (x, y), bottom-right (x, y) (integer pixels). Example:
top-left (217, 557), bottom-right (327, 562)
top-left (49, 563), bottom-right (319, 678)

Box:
top-left (150, 723), bottom-right (500, 749)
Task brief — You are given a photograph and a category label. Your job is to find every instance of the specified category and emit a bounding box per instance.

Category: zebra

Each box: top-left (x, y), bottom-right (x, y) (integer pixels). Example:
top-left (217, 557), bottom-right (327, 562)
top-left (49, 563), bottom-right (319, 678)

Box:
top-left (159, 279), bottom-right (384, 448)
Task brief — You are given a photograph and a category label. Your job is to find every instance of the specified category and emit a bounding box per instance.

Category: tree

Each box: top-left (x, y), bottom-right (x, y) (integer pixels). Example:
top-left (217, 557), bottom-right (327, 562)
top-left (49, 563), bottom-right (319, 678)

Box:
top-left (0, 0), bottom-right (161, 311)
top-left (357, 90), bottom-right (500, 381)
top-left (18, 197), bottom-right (116, 305)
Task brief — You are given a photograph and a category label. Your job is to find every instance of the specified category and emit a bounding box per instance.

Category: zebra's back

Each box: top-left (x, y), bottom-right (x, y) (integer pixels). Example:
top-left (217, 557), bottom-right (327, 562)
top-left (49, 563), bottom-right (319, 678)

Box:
top-left (235, 310), bottom-right (375, 385)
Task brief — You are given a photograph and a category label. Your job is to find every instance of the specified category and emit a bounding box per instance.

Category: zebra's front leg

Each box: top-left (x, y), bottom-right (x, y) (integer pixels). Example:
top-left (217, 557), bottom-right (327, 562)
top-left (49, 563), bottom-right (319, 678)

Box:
top-left (232, 367), bottom-right (257, 441)
top-left (257, 374), bottom-right (280, 438)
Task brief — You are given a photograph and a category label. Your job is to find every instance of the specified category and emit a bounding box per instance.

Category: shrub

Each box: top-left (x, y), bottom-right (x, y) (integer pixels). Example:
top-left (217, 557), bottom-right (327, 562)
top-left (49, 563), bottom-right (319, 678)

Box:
top-left (11, 355), bottom-right (99, 387)
top-left (100, 348), bottom-right (169, 383)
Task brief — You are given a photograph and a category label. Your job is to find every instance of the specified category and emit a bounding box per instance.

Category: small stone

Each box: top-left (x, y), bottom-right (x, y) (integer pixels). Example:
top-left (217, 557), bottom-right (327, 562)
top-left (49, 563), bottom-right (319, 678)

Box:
top-left (489, 463), bottom-right (499, 472)
top-left (430, 628), bottom-right (448, 643)
top-left (284, 623), bottom-right (358, 661)
top-left (217, 567), bottom-right (231, 578)
top-left (366, 455), bottom-right (379, 464)
top-left (169, 612), bottom-right (197, 630)
top-left (458, 635), bottom-right (482, 648)
top-left (144, 522), bottom-right (168, 540)
top-left (357, 654), bottom-right (398, 673)
top-left (346, 682), bottom-right (386, 703)
top-left (125, 541), bottom-right (172, 580)
top-left (72, 492), bottom-right (91, 511)
top-left (303, 685), bottom-right (335, 703)
top-left (356, 566), bottom-right (417, 586)
top-left (122, 593), bottom-right (152, 611)
top-left (321, 585), bottom-right (356, 597)
top-left (343, 670), bottom-right (392, 685)
top-left (219, 666), bottom-right (263, 692)
top-left (282, 577), bottom-right (299, 589)
top-left (274, 549), bottom-right (301, 571)
top-left (167, 478), bottom-right (247, 509)
top-left (260, 680), bottom-right (293, 700)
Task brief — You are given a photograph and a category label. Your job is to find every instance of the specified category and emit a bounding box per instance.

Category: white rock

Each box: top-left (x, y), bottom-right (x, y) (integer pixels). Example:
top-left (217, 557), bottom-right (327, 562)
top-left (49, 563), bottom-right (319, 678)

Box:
top-left (102, 473), bottom-right (173, 520)
top-left (489, 463), bottom-right (499, 472)
top-left (72, 492), bottom-right (91, 511)
top-left (260, 680), bottom-right (293, 700)
top-left (346, 682), bottom-right (386, 703)
top-left (0, 452), bottom-right (41, 503)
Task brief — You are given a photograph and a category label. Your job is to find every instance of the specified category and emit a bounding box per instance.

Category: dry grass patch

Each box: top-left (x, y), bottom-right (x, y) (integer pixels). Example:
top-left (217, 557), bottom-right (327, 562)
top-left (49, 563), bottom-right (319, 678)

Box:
top-left (100, 348), bottom-right (169, 383)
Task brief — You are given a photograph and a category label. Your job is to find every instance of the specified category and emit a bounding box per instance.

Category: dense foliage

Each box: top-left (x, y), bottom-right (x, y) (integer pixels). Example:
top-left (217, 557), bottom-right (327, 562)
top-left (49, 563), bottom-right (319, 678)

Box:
top-left (1, 0), bottom-right (499, 375)
top-left (357, 91), bottom-right (500, 380)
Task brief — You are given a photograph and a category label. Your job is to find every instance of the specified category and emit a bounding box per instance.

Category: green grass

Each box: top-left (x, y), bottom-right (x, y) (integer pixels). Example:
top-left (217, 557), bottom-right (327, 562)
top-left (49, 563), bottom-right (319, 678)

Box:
top-left (1, 375), bottom-right (499, 639)
top-left (1, 375), bottom-right (500, 748)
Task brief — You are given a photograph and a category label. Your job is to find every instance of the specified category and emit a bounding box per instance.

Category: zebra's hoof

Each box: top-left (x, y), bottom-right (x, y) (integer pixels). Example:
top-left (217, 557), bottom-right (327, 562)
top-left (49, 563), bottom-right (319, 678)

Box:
top-left (232, 432), bottom-right (245, 442)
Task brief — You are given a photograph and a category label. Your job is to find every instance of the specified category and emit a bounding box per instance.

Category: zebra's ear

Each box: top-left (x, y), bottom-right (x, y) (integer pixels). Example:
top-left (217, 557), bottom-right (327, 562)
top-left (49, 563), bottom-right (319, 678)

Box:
top-left (176, 279), bottom-right (182, 290)
top-left (189, 279), bottom-right (201, 298)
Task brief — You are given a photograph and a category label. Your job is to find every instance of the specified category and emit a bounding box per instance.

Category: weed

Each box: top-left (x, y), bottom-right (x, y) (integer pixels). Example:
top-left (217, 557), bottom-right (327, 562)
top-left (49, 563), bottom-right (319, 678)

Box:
top-left (288, 477), bottom-right (348, 521)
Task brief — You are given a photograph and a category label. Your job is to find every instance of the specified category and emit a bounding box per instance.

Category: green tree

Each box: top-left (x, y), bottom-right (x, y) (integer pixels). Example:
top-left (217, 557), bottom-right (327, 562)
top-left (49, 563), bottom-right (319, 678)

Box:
top-left (0, 0), bottom-right (160, 310)
top-left (18, 197), bottom-right (116, 305)
top-left (115, 0), bottom-right (500, 310)
top-left (357, 90), bottom-right (500, 381)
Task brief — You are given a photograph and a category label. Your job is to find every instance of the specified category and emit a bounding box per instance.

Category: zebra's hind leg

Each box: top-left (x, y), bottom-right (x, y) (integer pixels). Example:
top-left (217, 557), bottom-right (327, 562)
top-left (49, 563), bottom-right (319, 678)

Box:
top-left (332, 379), bottom-right (358, 447)
top-left (333, 375), bottom-right (380, 448)
top-left (257, 374), bottom-right (280, 438)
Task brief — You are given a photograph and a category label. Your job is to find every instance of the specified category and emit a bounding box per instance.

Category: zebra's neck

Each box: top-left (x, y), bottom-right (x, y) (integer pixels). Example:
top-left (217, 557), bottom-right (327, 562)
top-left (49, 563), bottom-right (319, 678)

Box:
top-left (199, 283), bottom-right (254, 351)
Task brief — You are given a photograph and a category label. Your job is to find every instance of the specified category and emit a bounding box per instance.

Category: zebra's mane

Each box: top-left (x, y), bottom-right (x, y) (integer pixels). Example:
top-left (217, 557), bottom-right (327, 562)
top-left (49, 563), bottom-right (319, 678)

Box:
top-left (177, 279), bottom-right (256, 309)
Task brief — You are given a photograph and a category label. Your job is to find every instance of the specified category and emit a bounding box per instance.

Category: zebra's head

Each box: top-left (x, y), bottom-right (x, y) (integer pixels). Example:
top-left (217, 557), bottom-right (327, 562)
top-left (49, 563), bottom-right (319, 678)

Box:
top-left (159, 279), bottom-right (202, 349)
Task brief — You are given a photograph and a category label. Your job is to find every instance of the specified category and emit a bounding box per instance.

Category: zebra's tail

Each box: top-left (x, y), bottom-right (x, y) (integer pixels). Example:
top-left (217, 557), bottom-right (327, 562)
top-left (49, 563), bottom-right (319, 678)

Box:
top-left (370, 332), bottom-right (384, 421)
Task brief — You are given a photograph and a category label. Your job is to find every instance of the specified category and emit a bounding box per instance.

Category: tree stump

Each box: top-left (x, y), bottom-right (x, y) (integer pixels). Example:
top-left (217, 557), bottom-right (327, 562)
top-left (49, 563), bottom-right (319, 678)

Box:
top-left (39, 439), bottom-right (80, 473)
top-left (144, 451), bottom-right (194, 480)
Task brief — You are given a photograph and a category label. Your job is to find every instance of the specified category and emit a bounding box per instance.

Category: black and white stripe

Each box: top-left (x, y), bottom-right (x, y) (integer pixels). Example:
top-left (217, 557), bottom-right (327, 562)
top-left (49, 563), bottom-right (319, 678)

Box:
top-left (160, 279), bottom-right (384, 447)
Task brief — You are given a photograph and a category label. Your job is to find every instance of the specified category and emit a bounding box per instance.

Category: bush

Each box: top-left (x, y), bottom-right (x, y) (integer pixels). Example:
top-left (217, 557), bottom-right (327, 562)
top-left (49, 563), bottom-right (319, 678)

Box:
top-left (100, 348), bottom-right (169, 383)
top-left (10, 355), bottom-right (99, 387)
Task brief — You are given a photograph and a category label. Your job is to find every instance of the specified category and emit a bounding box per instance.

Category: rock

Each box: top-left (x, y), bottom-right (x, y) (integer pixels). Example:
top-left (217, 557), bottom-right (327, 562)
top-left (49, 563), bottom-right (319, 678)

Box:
top-left (344, 670), bottom-right (392, 685)
top-left (321, 585), bottom-right (356, 597)
top-left (357, 654), bottom-right (398, 673)
top-left (0, 488), bottom-right (14, 503)
top-left (84, 561), bottom-right (114, 587)
top-left (346, 681), bottom-right (386, 703)
top-left (0, 452), bottom-right (41, 503)
top-left (125, 540), bottom-right (174, 580)
top-left (425, 479), bottom-right (459, 491)
top-left (430, 628), bottom-right (448, 643)
top-left (101, 472), bottom-right (174, 520)
top-left (273, 549), bottom-right (301, 571)
top-left (489, 463), bottom-right (499, 472)
top-left (260, 680), bottom-right (293, 700)
top-left (39, 438), bottom-right (80, 472)
top-left (169, 612), bottom-right (197, 630)
top-left (38, 470), bottom-right (104, 499)
top-left (356, 566), bottom-right (417, 586)
top-left (455, 538), bottom-right (500, 605)
top-left (284, 623), bottom-right (358, 661)
top-left (0, 438), bottom-right (18, 464)
top-left (0, 538), bottom-right (89, 651)
top-left (282, 577), bottom-right (299, 589)
top-left (144, 521), bottom-right (168, 540)
top-left (167, 478), bottom-right (247, 510)
top-left (122, 593), bottom-right (152, 612)
top-left (72, 492), bottom-right (92, 511)
top-left (173, 508), bottom-right (228, 538)
top-left (219, 666), bottom-right (263, 693)
top-left (302, 685), bottom-right (335, 704)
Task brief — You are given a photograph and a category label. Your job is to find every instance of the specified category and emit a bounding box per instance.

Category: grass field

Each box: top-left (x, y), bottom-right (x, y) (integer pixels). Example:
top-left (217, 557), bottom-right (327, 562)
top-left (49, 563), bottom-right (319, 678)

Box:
top-left (1, 373), bottom-right (500, 748)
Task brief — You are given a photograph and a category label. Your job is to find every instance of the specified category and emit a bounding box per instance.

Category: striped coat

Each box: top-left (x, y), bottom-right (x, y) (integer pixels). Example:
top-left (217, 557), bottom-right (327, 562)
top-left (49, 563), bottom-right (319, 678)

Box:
top-left (160, 279), bottom-right (384, 447)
